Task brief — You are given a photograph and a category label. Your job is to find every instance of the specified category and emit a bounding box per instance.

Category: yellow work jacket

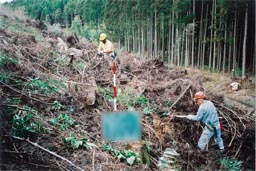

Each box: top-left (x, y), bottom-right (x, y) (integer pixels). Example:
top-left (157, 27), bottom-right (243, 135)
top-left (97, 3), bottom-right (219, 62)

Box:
top-left (98, 39), bottom-right (114, 54)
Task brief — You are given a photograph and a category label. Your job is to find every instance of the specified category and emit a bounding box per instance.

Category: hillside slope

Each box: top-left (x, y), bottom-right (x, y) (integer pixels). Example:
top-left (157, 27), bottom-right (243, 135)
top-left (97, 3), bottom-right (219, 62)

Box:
top-left (0, 6), bottom-right (255, 171)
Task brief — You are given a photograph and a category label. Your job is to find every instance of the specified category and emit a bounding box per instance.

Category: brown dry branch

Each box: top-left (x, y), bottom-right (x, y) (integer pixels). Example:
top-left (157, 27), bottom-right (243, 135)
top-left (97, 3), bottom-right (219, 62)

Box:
top-left (169, 84), bottom-right (192, 110)
top-left (11, 136), bottom-right (85, 171)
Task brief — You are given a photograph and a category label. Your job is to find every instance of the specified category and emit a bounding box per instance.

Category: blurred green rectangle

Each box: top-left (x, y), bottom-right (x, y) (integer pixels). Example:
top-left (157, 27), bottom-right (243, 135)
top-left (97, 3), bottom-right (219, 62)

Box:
top-left (101, 111), bottom-right (141, 142)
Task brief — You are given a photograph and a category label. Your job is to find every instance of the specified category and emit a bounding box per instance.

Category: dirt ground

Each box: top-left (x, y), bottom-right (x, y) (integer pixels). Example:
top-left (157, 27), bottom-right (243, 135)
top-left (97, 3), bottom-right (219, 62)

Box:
top-left (0, 9), bottom-right (255, 171)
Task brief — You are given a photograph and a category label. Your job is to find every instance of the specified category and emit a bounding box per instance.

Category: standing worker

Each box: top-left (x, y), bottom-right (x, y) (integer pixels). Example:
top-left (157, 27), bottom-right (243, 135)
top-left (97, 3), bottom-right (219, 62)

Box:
top-left (97, 33), bottom-right (116, 63)
top-left (183, 91), bottom-right (225, 153)
top-left (97, 33), bottom-right (117, 111)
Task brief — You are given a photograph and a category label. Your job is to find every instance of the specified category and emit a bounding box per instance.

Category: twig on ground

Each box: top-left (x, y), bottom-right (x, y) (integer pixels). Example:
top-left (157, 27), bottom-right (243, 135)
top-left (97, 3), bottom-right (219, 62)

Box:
top-left (92, 149), bottom-right (95, 171)
top-left (12, 136), bottom-right (85, 171)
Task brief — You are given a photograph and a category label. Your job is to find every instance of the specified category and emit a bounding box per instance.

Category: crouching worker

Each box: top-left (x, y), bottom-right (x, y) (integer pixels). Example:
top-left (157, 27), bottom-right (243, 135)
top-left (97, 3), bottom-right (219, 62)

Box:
top-left (186, 91), bottom-right (225, 154)
top-left (97, 33), bottom-right (116, 65)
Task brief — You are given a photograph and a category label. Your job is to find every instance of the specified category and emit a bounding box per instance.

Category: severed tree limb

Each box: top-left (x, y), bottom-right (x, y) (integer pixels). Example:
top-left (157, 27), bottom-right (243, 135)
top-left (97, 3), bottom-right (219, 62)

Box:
top-left (213, 100), bottom-right (247, 130)
top-left (12, 136), bottom-right (85, 171)
top-left (169, 84), bottom-right (192, 110)
top-left (89, 58), bottom-right (103, 71)
top-left (234, 143), bottom-right (243, 158)
top-left (218, 110), bottom-right (237, 147)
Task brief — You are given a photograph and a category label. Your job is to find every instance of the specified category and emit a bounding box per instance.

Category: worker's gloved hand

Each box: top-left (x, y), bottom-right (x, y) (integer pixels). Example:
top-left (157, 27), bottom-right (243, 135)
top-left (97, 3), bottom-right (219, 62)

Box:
top-left (110, 53), bottom-right (116, 60)
top-left (186, 114), bottom-right (194, 120)
top-left (97, 51), bottom-right (104, 58)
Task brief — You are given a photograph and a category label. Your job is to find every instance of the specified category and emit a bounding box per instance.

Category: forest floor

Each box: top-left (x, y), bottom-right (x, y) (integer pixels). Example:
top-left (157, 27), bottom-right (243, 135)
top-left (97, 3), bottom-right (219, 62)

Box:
top-left (187, 68), bottom-right (255, 110)
top-left (0, 7), bottom-right (255, 171)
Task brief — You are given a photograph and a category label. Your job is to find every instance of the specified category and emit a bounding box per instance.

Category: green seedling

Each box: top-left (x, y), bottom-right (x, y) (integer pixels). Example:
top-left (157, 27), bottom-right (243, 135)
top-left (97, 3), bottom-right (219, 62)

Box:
top-left (101, 144), bottom-right (141, 165)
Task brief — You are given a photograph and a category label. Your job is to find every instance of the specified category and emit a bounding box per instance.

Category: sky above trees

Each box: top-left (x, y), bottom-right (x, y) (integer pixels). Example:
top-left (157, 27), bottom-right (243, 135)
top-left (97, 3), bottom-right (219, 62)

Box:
top-left (0, 0), bottom-right (13, 3)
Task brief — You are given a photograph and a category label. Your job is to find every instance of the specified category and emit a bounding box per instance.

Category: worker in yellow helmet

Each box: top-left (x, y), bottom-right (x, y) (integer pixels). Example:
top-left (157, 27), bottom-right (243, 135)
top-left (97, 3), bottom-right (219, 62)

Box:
top-left (97, 33), bottom-right (115, 60)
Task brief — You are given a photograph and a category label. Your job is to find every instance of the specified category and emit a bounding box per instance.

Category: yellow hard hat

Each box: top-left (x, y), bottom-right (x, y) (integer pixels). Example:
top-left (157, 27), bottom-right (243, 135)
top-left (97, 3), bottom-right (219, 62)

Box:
top-left (99, 33), bottom-right (107, 41)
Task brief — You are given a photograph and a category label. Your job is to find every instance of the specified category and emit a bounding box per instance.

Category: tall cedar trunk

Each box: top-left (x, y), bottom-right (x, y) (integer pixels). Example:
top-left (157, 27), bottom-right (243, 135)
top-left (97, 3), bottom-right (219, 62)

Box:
top-left (124, 31), bottom-right (127, 50)
top-left (197, 1), bottom-right (203, 68)
top-left (150, 13), bottom-right (153, 58)
top-left (147, 18), bottom-right (150, 58)
top-left (202, 5), bottom-right (208, 68)
top-left (213, 0), bottom-right (217, 70)
top-left (192, 0), bottom-right (195, 68)
top-left (185, 22), bottom-right (188, 67)
top-left (146, 18), bottom-right (151, 58)
top-left (180, 34), bottom-right (183, 65)
top-left (238, 14), bottom-right (243, 67)
top-left (209, 1), bottom-right (214, 70)
top-left (254, 48), bottom-right (256, 76)
top-left (242, 3), bottom-right (248, 79)
top-left (228, 31), bottom-right (232, 72)
top-left (141, 13), bottom-right (144, 56)
top-left (254, 0), bottom-right (256, 76)
top-left (176, 26), bottom-right (180, 66)
top-left (223, 24), bottom-right (227, 72)
top-left (217, 43), bottom-right (221, 71)
top-left (138, 11), bottom-right (141, 54)
top-left (154, 6), bottom-right (157, 58)
top-left (233, 11), bottom-right (237, 71)
top-left (138, 21), bottom-right (140, 54)
top-left (132, 16), bottom-right (135, 52)
top-left (167, 12), bottom-right (171, 65)
top-left (127, 31), bottom-right (130, 52)
top-left (217, 14), bottom-right (222, 71)
top-left (171, 7), bottom-right (175, 64)
top-left (161, 15), bottom-right (164, 60)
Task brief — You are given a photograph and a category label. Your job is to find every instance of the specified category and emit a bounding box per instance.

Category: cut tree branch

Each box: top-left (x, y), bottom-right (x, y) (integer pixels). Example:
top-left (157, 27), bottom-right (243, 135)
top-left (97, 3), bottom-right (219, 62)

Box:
top-left (11, 136), bottom-right (85, 171)
top-left (169, 84), bottom-right (191, 110)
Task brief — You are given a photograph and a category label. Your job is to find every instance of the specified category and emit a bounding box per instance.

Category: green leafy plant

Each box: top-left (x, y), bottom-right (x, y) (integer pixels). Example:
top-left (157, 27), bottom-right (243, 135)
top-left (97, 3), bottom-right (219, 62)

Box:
top-left (0, 71), bottom-right (11, 84)
top-left (143, 107), bottom-right (154, 116)
top-left (145, 143), bottom-right (152, 152)
top-left (99, 87), bottom-right (149, 109)
top-left (50, 113), bottom-right (75, 130)
top-left (52, 100), bottom-right (64, 110)
top-left (0, 54), bottom-right (18, 68)
top-left (27, 78), bottom-right (66, 95)
top-left (133, 95), bottom-right (148, 106)
top-left (117, 88), bottom-right (132, 106)
top-left (62, 134), bottom-right (96, 150)
top-left (0, 16), bottom-right (8, 29)
top-left (3, 98), bottom-right (20, 114)
top-left (101, 144), bottom-right (141, 165)
top-left (98, 87), bottom-right (113, 102)
top-left (165, 100), bottom-right (173, 107)
top-left (12, 112), bottom-right (44, 137)
top-left (220, 158), bottom-right (243, 171)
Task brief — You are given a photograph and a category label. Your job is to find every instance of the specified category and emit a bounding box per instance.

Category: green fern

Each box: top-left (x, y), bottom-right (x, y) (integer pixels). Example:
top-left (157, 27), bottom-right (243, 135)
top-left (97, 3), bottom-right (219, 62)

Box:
top-left (220, 158), bottom-right (243, 171)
